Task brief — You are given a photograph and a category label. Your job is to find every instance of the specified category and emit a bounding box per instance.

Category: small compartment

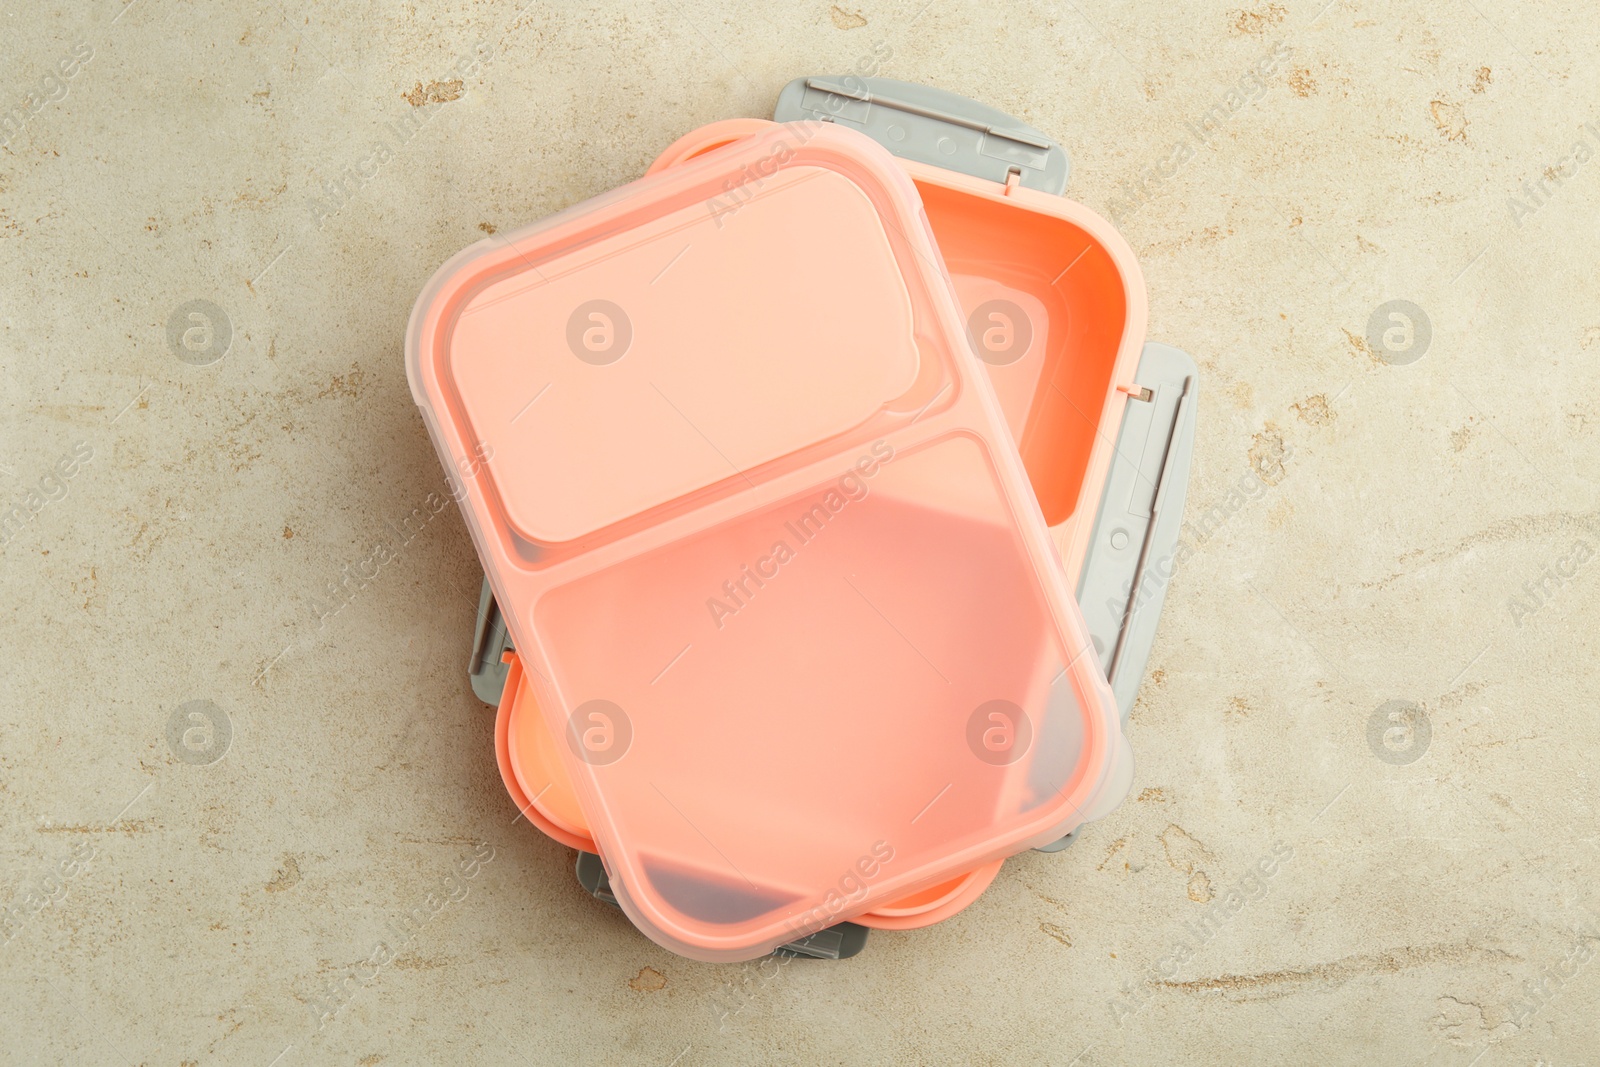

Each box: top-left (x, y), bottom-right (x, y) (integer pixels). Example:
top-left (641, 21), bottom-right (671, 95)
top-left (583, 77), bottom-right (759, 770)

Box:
top-left (919, 181), bottom-right (1130, 528)
top-left (450, 166), bottom-right (922, 545)
top-left (409, 124), bottom-right (964, 575)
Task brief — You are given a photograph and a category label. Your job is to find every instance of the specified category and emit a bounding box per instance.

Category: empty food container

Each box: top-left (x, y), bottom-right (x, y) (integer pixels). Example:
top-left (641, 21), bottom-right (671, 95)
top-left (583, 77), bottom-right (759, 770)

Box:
top-left (468, 79), bottom-right (1201, 955)
top-left (408, 117), bottom-right (1136, 962)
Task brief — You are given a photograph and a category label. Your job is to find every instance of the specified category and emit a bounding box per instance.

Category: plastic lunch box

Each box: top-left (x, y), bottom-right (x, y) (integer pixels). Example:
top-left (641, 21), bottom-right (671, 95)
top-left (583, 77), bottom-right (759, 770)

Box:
top-left (419, 79), bottom-right (1197, 961)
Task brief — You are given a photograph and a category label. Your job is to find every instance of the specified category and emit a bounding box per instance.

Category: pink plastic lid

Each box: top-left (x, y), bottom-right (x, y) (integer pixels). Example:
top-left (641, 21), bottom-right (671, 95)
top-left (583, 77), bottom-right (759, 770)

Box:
top-left (407, 122), bottom-right (1126, 961)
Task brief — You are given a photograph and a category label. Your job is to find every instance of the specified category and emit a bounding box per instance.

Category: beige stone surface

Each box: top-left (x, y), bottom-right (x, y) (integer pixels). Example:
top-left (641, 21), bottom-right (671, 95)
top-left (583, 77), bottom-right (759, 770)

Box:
top-left (2, 1), bottom-right (1597, 1063)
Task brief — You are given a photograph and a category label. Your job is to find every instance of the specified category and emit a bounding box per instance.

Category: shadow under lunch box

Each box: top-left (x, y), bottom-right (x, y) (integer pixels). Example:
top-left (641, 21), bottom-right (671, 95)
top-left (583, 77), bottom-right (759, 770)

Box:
top-left (429, 80), bottom-right (1197, 962)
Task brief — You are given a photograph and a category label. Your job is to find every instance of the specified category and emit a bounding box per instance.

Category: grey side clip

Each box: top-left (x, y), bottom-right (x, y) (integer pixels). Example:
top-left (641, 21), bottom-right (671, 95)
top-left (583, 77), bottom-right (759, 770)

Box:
top-left (773, 76), bottom-right (1070, 194)
top-left (468, 577), bottom-right (514, 705)
top-left (1077, 343), bottom-right (1199, 726)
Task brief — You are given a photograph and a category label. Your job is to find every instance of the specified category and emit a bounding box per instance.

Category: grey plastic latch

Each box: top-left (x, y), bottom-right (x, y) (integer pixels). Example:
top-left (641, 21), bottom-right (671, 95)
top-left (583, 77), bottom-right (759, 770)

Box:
top-left (468, 577), bottom-right (514, 705)
top-left (772, 923), bottom-right (870, 960)
top-left (773, 76), bottom-right (1070, 195)
top-left (1077, 343), bottom-right (1199, 726)
top-left (1033, 828), bottom-right (1078, 855)
top-left (574, 850), bottom-right (620, 906)
top-left (573, 852), bottom-right (869, 960)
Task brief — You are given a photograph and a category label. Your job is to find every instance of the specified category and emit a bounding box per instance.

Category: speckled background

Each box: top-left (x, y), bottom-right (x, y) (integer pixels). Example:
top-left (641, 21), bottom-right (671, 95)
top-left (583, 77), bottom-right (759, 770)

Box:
top-left (1, 1), bottom-right (1597, 1064)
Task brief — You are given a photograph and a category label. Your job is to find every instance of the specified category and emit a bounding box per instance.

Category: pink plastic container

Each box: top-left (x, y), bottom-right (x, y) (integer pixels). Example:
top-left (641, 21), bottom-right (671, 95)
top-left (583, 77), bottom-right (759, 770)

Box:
top-left (408, 121), bottom-right (1128, 961)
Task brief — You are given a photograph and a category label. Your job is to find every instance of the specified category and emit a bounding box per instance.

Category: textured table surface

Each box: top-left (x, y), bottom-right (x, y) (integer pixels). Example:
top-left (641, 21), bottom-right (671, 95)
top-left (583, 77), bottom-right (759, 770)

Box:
top-left (2, 1), bottom-right (1597, 1064)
